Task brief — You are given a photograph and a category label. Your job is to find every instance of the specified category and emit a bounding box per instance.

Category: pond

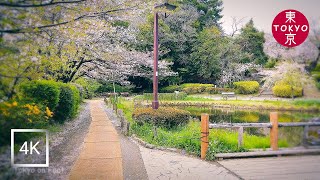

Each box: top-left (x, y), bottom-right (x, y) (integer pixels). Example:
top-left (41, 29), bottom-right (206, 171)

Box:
top-left (181, 106), bottom-right (320, 147)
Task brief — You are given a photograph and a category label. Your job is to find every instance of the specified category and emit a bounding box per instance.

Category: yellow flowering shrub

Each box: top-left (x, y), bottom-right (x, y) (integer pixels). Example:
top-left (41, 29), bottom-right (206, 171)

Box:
top-left (0, 101), bottom-right (51, 145)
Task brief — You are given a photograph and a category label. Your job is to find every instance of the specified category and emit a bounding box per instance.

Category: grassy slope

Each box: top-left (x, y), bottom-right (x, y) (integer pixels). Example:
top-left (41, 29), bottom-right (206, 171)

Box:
top-left (140, 95), bottom-right (320, 111)
top-left (115, 98), bottom-right (288, 160)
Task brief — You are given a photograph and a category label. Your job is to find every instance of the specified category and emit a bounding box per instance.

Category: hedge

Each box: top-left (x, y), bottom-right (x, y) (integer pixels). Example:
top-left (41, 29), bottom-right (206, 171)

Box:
top-left (19, 80), bottom-right (81, 123)
top-left (54, 83), bottom-right (81, 123)
top-left (160, 85), bottom-right (181, 93)
top-left (132, 107), bottom-right (191, 128)
top-left (233, 81), bottom-right (259, 94)
top-left (142, 93), bottom-right (187, 101)
top-left (19, 80), bottom-right (60, 111)
top-left (180, 83), bottom-right (213, 88)
top-left (204, 87), bottom-right (234, 94)
top-left (272, 84), bottom-right (303, 98)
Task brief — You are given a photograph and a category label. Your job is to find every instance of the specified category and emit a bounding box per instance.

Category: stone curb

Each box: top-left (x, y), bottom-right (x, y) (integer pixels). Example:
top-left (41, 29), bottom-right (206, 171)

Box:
top-left (130, 134), bottom-right (187, 155)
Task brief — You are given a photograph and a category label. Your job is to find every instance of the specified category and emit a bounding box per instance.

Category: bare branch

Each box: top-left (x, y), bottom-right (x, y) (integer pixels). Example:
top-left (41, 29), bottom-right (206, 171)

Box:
top-left (0, 6), bottom-right (138, 34)
top-left (0, 0), bottom-right (86, 8)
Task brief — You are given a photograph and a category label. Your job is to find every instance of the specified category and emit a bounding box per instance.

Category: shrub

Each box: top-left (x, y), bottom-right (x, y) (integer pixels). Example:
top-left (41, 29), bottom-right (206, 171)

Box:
top-left (132, 107), bottom-right (191, 128)
top-left (272, 84), bottom-right (303, 98)
top-left (233, 81), bottom-right (259, 94)
top-left (265, 58), bottom-right (277, 68)
top-left (160, 85), bottom-right (181, 93)
top-left (19, 80), bottom-right (60, 110)
top-left (180, 83), bottom-right (213, 88)
top-left (182, 87), bottom-right (198, 94)
top-left (74, 78), bottom-right (101, 99)
top-left (204, 87), bottom-right (234, 94)
top-left (54, 83), bottom-right (80, 123)
top-left (142, 93), bottom-right (187, 101)
top-left (71, 83), bottom-right (84, 101)
top-left (95, 83), bottom-right (131, 94)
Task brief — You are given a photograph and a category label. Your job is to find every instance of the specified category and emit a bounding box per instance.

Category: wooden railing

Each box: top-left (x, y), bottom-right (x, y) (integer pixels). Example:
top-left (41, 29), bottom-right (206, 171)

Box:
top-left (200, 112), bottom-right (320, 159)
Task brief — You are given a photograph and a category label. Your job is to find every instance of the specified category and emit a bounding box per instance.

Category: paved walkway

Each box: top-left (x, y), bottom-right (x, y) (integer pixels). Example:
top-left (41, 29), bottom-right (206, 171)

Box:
top-left (139, 146), bottom-right (238, 180)
top-left (219, 155), bottom-right (320, 180)
top-left (69, 100), bottom-right (123, 179)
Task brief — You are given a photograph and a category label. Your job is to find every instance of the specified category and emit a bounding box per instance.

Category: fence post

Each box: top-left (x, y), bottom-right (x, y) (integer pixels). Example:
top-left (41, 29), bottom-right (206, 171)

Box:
top-left (201, 113), bottom-right (209, 159)
top-left (270, 112), bottom-right (278, 150)
top-left (302, 125), bottom-right (309, 147)
top-left (238, 126), bottom-right (243, 148)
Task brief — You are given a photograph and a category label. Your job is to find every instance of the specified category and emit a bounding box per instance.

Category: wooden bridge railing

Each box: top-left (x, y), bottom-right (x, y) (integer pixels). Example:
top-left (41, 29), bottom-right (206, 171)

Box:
top-left (200, 112), bottom-right (320, 159)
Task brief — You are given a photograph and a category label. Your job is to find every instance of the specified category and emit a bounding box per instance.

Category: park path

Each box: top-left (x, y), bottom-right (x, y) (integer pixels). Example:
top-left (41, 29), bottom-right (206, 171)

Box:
top-left (69, 100), bottom-right (123, 179)
top-left (138, 145), bottom-right (239, 180)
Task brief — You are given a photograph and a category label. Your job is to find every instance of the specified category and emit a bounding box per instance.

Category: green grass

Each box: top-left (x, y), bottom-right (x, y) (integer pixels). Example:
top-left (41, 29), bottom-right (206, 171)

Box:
top-left (155, 95), bottom-right (320, 110)
top-left (292, 99), bottom-right (320, 107)
top-left (116, 98), bottom-right (134, 122)
top-left (136, 93), bottom-right (188, 101)
top-left (131, 120), bottom-right (288, 160)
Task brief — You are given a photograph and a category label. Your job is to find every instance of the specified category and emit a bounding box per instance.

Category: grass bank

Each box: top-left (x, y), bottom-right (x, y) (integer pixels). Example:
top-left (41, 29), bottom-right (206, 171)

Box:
top-left (135, 94), bottom-right (320, 111)
top-left (115, 97), bottom-right (288, 160)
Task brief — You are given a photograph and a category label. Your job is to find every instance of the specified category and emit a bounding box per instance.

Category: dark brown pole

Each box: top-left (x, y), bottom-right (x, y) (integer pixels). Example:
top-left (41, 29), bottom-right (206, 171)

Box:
top-left (152, 11), bottom-right (159, 109)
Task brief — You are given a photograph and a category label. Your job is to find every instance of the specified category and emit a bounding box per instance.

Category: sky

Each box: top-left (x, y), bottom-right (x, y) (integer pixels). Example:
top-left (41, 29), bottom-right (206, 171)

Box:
top-left (221, 0), bottom-right (320, 34)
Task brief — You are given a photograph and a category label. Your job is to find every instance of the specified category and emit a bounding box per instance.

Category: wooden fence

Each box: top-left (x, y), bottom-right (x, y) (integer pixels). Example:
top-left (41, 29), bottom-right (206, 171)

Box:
top-left (200, 112), bottom-right (320, 159)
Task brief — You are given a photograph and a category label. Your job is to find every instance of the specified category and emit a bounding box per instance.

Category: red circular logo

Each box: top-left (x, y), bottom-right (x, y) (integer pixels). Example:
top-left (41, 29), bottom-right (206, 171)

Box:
top-left (272, 9), bottom-right (309, 48)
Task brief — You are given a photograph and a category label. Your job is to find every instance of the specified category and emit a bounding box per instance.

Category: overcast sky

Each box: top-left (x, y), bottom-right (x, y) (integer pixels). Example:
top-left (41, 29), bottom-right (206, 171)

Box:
top-left (221, 0), bottom-right (320, 34)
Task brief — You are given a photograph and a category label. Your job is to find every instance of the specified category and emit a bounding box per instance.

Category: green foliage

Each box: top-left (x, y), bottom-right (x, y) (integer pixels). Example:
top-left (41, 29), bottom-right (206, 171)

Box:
top-left (54, 83), bottom-right (80, 123)
top-left (312, 72), bottom-right (320, 81)
top-left (272, 85), bottom-right (303, 98)
top-left (190, 27), bottom-right (227, 82)
top-left (116, 98), bottom-right (291, 158)
top-left (132, 121), bottom-right (288, 160)
top-left (95, 83), bottom-right (131, 94)
top-left (317, 82), bottom-right (320, 90)
top-left (181, 0), bottom-right (223, 30)
top-left (272, 71), bottom-right (304, 98)
top-left (236, 19), bottom-right (268, 64)
top-left (74, 78), bottom-right (101, 99)
top-left (292, 100), bottom-right (320, 108)
top-left (180, 83), bottom-right (213, 94)
top-left (112, 20), bottom-right (130, 28)
top-left (141, 93), bottom-right (187, 101)
top-left (314, 63), bottom-right (320, 71)
top-left (180, 83), bottom-right (213, 88)
top-left (19, 80), bottom-right (60, 110)
top-left (160, 85), bottom-right (181, 93)
top-left (265, 58), bottom-right (277, 68)
top-left (233, 81), bottom-right (259, 94)
top-left (132, 107), bottom-right (191, 128)
top-left (204, 87), bottom-right (234, 94)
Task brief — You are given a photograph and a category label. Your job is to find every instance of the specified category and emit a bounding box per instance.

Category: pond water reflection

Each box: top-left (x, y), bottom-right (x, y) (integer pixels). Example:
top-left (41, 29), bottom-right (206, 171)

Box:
top-left (181, 107), bottom-right (320, 147)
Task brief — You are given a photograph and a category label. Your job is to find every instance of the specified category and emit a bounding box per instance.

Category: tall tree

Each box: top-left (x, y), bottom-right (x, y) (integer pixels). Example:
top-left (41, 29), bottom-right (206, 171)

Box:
top-left (182, 0), bottom-right (223, 30)
top-left (236, 19), bottom-right (268, 64)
